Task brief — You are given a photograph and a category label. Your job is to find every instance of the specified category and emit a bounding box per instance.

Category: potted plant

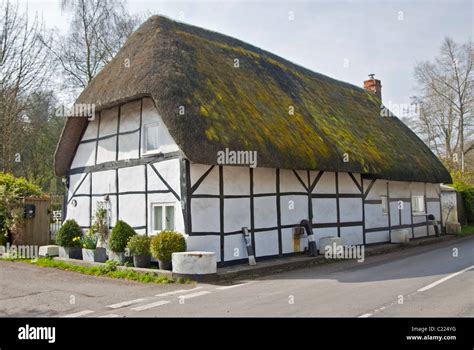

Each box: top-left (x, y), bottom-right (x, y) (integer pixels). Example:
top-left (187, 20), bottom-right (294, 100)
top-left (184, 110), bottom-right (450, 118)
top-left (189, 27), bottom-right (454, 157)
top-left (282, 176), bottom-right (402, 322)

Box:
top-left (81, 229), bottom-right (107, 263)
top-left (56, 219), bottom-right (83, 259)
top-left (127, 235), bottom-right (152, 268)
top-left (92, 203), bottom-right (109, 249)
top-left (108, 220), bottom-right (136, 263)
top-left (150, 230), bottom-right (186, 270)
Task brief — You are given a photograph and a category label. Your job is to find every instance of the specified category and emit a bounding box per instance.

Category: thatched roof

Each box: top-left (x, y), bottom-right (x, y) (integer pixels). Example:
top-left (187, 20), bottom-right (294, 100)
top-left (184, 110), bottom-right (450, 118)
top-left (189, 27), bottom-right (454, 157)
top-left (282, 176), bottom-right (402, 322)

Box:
top-left (55, 15), bottom-right (451, 184)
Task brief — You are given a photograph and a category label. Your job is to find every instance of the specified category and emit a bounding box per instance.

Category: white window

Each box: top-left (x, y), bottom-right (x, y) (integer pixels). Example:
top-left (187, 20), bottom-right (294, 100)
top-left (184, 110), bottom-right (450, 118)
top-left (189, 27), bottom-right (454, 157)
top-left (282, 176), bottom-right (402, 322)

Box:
top-left (412, 195), bottom-right (425, 214)
top-left (152, 203), bottom-right (175, 232)
top-left (381, 195), bottom-right (388, 214)
top-left (143, 123), bottom-right (160, 153)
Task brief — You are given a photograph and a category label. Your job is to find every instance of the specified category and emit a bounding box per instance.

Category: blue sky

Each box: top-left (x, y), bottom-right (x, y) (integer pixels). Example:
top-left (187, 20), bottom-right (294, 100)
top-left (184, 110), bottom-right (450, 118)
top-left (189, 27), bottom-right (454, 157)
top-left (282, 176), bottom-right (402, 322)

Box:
top-left (26, 0), bottom-right (472, 107)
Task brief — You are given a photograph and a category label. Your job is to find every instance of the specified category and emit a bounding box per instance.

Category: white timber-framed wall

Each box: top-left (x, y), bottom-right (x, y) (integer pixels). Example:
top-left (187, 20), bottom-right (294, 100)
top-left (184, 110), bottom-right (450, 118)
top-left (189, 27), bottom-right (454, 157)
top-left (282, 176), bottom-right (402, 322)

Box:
top-left (65, 97), bottom-right (444, 265)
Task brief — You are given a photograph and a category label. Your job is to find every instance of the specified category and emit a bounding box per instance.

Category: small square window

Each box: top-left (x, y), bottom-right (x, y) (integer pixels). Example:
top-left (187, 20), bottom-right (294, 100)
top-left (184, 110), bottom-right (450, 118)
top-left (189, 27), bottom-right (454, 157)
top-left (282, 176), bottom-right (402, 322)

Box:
top-left (412, 196), bottom-right (425, 214)
top-left (152, 203), bottom-right (175, 232)
top-left (381, 195), bottom-right (388, 214)
top-left (144, 123), bottom-right (159, 153)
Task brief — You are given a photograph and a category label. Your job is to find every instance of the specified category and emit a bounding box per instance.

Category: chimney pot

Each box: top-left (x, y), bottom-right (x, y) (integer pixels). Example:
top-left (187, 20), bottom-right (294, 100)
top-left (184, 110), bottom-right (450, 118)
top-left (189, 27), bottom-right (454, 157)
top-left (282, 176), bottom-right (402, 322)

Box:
top-left (363, 74), bottom-right (382, 100)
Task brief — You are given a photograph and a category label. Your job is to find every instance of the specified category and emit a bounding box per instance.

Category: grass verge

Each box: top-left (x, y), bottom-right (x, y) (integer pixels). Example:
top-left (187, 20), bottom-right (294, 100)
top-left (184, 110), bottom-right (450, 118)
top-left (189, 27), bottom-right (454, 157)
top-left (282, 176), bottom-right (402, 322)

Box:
top-left (460, 224), bottom-right (474, 236)
top-left (1, 257), bottom-right (190, 284)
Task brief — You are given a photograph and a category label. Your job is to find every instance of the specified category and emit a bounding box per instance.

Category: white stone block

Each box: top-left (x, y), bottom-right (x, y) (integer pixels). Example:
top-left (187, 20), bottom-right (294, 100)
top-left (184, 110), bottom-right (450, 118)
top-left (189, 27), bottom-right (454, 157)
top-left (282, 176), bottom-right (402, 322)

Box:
top-left (172, 251), bottom-right (217, 275)
top-left (391, 229), bottom-right (410, 243)
top-left (318, 237), bottom-right (343, 255)
top-left (39, 245), bottom-right (60, 257)
top-left (446, 222), bottom-right (461, 234)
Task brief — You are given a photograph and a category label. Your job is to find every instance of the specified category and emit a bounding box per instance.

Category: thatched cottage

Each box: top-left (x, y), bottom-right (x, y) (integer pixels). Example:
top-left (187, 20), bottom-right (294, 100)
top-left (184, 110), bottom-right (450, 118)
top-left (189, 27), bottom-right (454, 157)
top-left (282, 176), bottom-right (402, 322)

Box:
top-left (55, 16), bottom-right (451, 265)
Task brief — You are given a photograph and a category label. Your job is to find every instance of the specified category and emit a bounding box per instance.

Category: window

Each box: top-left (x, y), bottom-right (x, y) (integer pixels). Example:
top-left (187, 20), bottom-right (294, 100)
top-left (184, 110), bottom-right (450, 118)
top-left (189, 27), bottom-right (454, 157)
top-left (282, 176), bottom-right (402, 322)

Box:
top-left (381, 195), bottom-right (388, 214)
top-left (144, 123), bottom-right (159, 153)
top-left (152, 203), bottom-right (175, 231)
top-left (412, 195), bottom-right (425, 214)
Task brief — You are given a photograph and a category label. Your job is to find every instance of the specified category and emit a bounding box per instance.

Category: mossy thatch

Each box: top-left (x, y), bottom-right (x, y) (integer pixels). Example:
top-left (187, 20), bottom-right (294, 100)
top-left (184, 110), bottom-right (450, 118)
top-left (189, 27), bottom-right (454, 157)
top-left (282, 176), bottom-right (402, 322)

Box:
top-left (55, 15), bottom-right (451, 184)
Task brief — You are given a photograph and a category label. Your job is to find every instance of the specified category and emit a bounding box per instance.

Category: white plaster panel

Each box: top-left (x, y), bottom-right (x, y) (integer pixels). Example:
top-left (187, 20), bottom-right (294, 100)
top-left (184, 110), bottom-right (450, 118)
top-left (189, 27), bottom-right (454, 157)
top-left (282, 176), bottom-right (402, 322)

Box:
top-left (191, 164), bottom-right (219, 195)
top-left (253, 167), bottom-right (276, 194)
top-left (313, 227), bottom-right (338, 249)
top-left (281, 228), bottom-right (294, 254)
top-left (118, 132), bottom-right (140, 160)
top-left (366, 230), bottom-right (389, 244)
top-left (280, 195), bottom-right (308, 225)
top-left (365, 180), bottom-right (386, 200)
top-left (119, 100), bottom-right (141, 132)
top-left (69, 173), bottom-right (90, 197)
top-left (254, 196), bottom-right (277, 229)
top-left (186, 236), bottom-right (221, 262)
top-left (389, 181), bottom-right (410, 197)
top-left (96, 136), bottom-right (117, 164)
top-left (224, 233), bottom-right (247, 261)
top-left (66, 196), bottom-right (90, 227)
top-left (427, 183), bottom-right (440, 198)
top-left (280, 169), bottom-right (307, 192)
top-left (71, 142), bottom-right (96, 168)
top-left (91, 170), bottom-right (116, 194)
top-left (339, 198), bottom-right (363, 222)
top-left (223, 166), bottom-right (250, 195)
top-left (340, 226), bottom-right (363, 245)
top-left (82, 119), bottom-right (99, 140)
top-left (313, 198), bottom-right (337, 223)
top-left (255, 230), bottom-right (279, 257)
top-left (411, 182), bottom-right (425, 196)
top-left (150, 159), bottom-right (181, 198)
top-left (364, 204), bottom-right (388, 229)
top-left (313, 172), bottom-right (336, 194)
top-left (427, 202), bottom-right (441, 217)
top-left (338, 173), bottom-right (361, 194)
top-left (389, 201), bottom-right (401, 226)
top-left (118, 166), bottom-right (145, 192)
top-left (191, 198), bottom-right (220, 232)
top-left (99, 107), bottom-right (118, 137)
top-left (414, 225), bottom-right (427, 238)
top-left (90, 195), bottom-right (116, 228)
top-left (224, 198), bottom-right (250, 232)
top-left (118, 194), bottom-right (145, 227)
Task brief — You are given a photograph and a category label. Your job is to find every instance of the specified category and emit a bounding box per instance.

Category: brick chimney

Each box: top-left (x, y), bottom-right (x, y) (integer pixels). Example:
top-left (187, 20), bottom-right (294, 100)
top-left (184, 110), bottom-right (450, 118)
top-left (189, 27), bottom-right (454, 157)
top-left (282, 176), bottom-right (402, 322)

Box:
top-left (363, 74), bottom-right (382, 100)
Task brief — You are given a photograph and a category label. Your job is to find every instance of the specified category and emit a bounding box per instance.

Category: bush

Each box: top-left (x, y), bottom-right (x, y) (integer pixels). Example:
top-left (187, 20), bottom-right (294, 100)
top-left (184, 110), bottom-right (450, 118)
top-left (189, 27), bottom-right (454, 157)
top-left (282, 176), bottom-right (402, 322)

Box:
top-left (127, 235), bottom-right (151, 256)
top-left (459, 188), bottom-right (474, 224)
top-left (0, 233), bottom-right (7, 246)
top-left (109, 220), bottom-right (136, 253)
top-left (81, 229), bottom-right (97, 249)
top-left (56, 219), bottom-right (82, 247)
top-left (150, 230), bottom-right (186, 262)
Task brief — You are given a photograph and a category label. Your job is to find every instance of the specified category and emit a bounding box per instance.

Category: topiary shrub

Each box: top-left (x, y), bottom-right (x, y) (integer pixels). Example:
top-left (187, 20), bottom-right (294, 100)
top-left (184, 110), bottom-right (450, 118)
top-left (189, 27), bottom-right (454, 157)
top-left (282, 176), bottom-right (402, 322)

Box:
top-left (109, 220), bottom-right (136, 253)
top-left (55, 219), bottom-right (82, 247)
top-left (150, 230), bottom-right (186, 262)
top-left (127, 235), bottom-right (151, 257)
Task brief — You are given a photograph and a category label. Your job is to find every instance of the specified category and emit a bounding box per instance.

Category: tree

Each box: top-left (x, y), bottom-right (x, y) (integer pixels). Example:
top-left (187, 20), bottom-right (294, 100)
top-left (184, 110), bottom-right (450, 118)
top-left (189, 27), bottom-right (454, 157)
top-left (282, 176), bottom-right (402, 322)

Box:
top-left (42, 0), bottom-right (143, 96)
top-left (413, 37), bottom-right (473, 172)
top-left (0, 0), bottom-right (53, 174)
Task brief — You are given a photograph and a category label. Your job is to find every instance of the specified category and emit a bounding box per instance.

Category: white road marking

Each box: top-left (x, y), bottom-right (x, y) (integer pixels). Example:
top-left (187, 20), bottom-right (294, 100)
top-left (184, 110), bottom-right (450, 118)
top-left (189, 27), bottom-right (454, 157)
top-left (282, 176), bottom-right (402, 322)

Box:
top-left (417, 265), bottom-right (474, 292)
top-left (131, 300), bottom-right (171, 311)
top-left (178, 291), bottom-right (211, 299)
top-left (215, 282), bottom-right (253, 290)
top-left (155, 286), bottom-right (203, 297)
top-left (61, 310), bottom-right (94, 318)
top-left (107, 298), bottom-right (147, 309)
top-left (99, 314), bottom-right (121, 318)
top-left (358, 313), bottom-right (372, 318)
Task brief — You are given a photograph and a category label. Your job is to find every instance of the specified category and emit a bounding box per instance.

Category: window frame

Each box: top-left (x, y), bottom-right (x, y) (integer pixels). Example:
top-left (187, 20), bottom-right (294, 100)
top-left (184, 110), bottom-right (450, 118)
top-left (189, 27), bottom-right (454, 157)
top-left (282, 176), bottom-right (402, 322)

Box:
top-left (142, 122), bottom-right (160, 155)
top-left (151, 203), bottom-right (176, 232)
top-left (411, 195), bottom-right (425, 215)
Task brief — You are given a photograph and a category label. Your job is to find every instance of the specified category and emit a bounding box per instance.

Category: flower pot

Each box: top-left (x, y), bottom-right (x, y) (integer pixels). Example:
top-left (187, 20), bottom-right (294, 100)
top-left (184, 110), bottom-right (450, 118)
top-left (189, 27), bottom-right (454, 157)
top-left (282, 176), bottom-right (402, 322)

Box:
top-left (133, 255), bottom-right (151, 268)
top-left (158, 259), bottom-right (172, 270)
top-left (82, 247), bottom-right (107, 263)
top-left (109, 251), bottom-right (126, 263)
top-left (59, 246), bottom-right (82, 260)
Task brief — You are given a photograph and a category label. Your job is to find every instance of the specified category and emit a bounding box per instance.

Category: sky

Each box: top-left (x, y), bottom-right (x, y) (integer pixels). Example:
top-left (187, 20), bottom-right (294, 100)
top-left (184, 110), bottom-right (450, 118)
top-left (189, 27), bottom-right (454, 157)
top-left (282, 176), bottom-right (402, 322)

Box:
top-left (22, 0), bottom-right (473, 108)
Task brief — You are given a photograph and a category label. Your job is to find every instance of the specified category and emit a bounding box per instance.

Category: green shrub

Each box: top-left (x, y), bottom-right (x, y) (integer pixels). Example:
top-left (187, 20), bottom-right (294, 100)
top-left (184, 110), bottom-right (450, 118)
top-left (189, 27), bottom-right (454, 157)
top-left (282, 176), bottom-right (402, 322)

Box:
top-left (0, 233), bottom-right (7, 246)
top-left (55, 219), bottom-right (82, 247)
top-left (108, 220), bottom-right (136, 253)
top-left (150, 230), bottom-right (186, 262)
top-left (460, 188), bottom-right (474, 224)
top-left (127, 235), bottom-right (151, 256)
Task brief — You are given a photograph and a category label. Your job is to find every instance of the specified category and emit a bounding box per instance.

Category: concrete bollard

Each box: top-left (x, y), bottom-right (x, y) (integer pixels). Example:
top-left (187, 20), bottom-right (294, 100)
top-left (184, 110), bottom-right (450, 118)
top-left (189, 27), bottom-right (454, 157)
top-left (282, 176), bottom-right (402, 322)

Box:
top-left (445, 222), bottom-right (461, 234)
top-left (391, 229), bottom-right (410, 243)
top-left (172, 251), bottom-right (217, 275)
top-left (39, 245), bottom-right (60, 257)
